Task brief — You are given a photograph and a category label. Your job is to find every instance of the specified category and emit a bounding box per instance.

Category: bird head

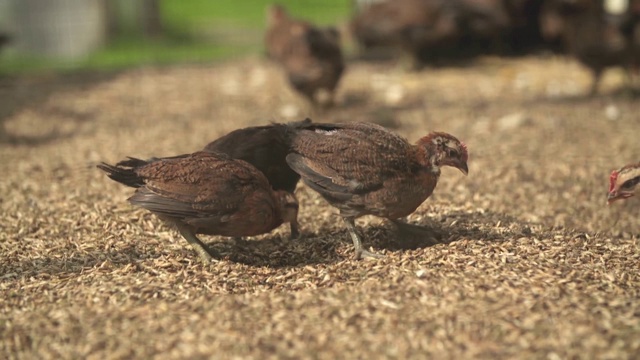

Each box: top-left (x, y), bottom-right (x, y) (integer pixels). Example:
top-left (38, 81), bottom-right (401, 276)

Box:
top-left (418, 132), bottom-right (469, 175)
top-left (607, 163), bottom-right (640, 204)
top-left (266, 3), bottom-right (288, 27)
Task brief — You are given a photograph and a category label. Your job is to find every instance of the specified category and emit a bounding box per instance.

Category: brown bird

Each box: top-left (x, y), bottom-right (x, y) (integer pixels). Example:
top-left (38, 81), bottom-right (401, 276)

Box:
top-left (265, 4), bottom-right (345, 107)
top-left (285, 122), bottom-right (468, 259)
top-left (350, 0), bottom-right (512, 68)
top-left (608, 162), bottom-right (640, 204)
top-left (97, 151), bottom-right (299, 263)
top-left (542, 0), bottom-right (637, 95)
top-left (202, 118), bottom-right (314, 236)
top-left (350, 0), bottom-right (459, 67)
top-left (203, 118), bottom-right (311, 193)
top-left (137, 119), bottom-right (312, 236)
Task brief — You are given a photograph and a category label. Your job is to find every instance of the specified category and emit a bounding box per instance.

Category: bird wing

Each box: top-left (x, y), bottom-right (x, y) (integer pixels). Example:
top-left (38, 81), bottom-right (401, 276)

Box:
top-left (287, 122), bottom-right (416, 193)
top-left (203, 119), bottom-right (312, 154)
top-left (202, 119), bottom-right (312, 193)
top-left (129, 151), bottom-right (269, 221)
top-left (286, 153), bottom-right (355, 202)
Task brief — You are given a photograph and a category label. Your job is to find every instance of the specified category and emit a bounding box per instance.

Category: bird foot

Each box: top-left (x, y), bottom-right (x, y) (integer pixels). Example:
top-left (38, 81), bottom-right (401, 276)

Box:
top-left (355, 248), bottom-right (385, 260)
top-left (193, 245), bottom-right (220, 264)
top-left (176, 224), bottom-right (221, 264)
top-left (342, 216), bottom-right (384, 260)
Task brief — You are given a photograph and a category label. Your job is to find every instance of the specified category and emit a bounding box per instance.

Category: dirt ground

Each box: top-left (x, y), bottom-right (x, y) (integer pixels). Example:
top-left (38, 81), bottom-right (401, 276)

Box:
top-left (1, 54), bottom-right (639, 359)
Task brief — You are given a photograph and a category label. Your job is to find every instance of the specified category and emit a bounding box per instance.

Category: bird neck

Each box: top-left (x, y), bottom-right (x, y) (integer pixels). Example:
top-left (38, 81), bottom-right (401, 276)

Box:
top-left (414, 136), bottom-right (442, 170)
top-left (413, 143), bottom-right (441, 176)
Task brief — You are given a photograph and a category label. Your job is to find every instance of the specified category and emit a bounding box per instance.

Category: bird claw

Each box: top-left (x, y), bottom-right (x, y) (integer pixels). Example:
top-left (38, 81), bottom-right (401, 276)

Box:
top-left (187, 242), bottom-right (221, 264)
top-left (201, 257), bottom-right (220, 264)
top-left (355, 249), bottom-right (385, 260)
top-left (194, 248), bottom-right (220, 264)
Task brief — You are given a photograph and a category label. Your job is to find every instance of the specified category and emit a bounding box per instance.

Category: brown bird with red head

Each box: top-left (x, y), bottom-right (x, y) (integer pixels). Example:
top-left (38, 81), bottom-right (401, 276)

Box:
top-left (285, 122), bottom-right (468, 259)
top-left (265, 4), bottom-right (344, 107)
top-left (97, 151), bottom-right (299, 263)
top-left (608, 162), bottom-right (640, 204)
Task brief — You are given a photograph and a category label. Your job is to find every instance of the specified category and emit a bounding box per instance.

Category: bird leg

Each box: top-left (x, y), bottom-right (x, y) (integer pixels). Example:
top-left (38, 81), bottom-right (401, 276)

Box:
top-left (175, 224), bottom-right (219, 263)
top-left (589, 68), bottom-right (603, 96)
top-left (342, 217), bottom-right (384, 259)
top-left (290, 221), bottom-right (300, 240)
top-left (233, 237), bottom-right (249, 246)
top-left (624, 64), bottom-right (639, 93)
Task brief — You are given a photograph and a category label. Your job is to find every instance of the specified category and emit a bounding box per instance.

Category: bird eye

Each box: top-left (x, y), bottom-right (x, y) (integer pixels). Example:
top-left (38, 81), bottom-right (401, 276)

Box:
top-left (621, 177), bottom-right (640, 190)
top-left (446, 148), bottom-right (458, 157)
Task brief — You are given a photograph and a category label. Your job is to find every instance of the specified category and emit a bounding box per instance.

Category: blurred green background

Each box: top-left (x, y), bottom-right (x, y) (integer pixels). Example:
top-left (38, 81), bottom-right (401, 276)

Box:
top-left (0, 0), bottom-right (350, 75)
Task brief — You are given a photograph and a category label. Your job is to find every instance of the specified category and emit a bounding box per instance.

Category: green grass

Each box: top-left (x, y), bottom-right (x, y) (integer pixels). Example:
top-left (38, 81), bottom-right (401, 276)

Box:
top-left (0, 0), bottom-right (349, 75)
top-left (0, 36), bottom-right (258, 75)
top-left (163, 0), bottom-right (350, 29)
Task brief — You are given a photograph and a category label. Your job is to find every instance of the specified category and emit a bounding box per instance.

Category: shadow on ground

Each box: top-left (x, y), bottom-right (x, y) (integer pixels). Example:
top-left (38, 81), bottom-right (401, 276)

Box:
top-left (215, 208), bottom-right (541, 267)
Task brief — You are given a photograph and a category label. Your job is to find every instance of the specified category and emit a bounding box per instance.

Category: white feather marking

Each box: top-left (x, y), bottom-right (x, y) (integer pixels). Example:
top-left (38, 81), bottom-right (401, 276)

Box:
top-left (315, 129), bottom-right (338, 135)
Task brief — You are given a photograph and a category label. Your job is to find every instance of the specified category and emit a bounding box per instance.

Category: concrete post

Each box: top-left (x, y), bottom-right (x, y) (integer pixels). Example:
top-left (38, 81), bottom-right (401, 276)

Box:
top-left (14, 0), bottom-right (107, 59)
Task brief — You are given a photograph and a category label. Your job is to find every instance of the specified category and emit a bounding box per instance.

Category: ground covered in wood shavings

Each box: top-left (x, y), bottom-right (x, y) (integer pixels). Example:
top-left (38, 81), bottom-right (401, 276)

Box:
top-left (1, 55), bottom-right (639, 359)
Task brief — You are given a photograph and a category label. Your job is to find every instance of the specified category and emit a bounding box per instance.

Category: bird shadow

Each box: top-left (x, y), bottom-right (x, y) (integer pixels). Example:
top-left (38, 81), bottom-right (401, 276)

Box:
top-left (4, 208), bottom-right (541, 278)
top-left (216, 208), bottom-right (538, 264)
top-left (366, 209), bottom-right (539, 254)
top-left (209, 231), bottom-right (344, 268)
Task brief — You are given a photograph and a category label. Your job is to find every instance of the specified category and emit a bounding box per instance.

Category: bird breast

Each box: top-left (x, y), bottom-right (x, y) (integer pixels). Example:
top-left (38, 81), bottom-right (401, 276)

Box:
top-left (194, 192), bottom-right (282, 237)
top-left (363, 170), bottom-right (439, 219)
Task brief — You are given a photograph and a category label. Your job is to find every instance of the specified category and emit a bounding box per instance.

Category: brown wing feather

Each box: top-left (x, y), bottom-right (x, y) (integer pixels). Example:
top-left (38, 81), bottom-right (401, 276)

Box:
top-left (202, 119), bottom-right (312, 193)
top-left (288, 122), bottom-right (417, 192)
top-left (129, 151), bottom-right (271, 220)
top-left (286, 153), bottom-right (354, 200)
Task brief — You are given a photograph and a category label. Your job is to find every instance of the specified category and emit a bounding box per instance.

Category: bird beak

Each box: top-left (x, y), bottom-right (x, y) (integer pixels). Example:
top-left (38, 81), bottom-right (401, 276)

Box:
top-left (458, 162), bottom-right (469, 176)
top-left (607, 191), bottom-right (632, 205)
